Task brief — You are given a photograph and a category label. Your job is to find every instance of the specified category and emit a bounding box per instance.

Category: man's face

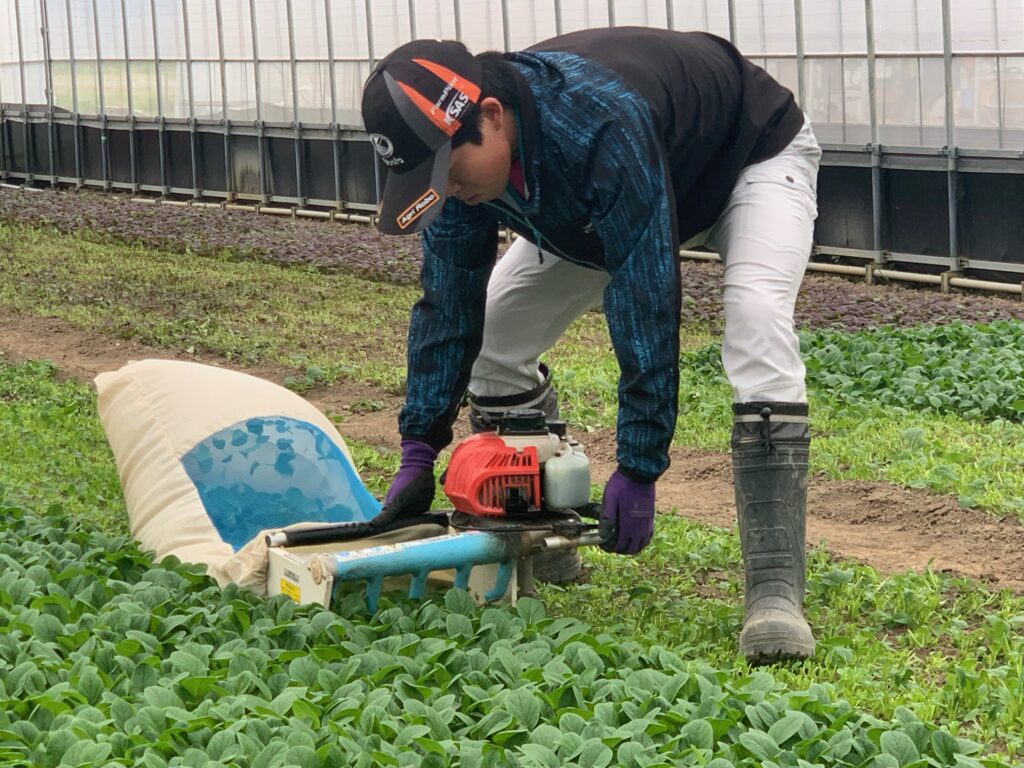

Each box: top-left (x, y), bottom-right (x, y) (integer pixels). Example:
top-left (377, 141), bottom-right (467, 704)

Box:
top-left (446, 98), bottom-right (512, 206)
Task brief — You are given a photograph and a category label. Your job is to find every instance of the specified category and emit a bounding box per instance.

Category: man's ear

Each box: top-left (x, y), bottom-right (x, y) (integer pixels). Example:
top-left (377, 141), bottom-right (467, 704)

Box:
top-left (478, 97), bottom-right (505, 130)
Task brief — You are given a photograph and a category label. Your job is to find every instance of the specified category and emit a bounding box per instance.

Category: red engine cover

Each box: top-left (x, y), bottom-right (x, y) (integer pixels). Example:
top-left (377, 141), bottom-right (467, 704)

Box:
top-left (442, 433), bottom-right (541, 516)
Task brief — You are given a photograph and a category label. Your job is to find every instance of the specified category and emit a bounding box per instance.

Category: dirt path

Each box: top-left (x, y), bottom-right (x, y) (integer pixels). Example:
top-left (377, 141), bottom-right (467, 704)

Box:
top-left (3, 309), bottom-right (1023, 592)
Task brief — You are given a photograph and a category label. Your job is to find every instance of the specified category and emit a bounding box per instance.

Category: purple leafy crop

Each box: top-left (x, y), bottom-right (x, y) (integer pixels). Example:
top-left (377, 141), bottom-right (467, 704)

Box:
top-left (3, 186), bottom-right (1023, 333)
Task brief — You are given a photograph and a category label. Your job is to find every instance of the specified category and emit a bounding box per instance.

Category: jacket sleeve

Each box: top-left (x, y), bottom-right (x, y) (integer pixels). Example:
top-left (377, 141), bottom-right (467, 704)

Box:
top-left (398, 198), bottom-right (499, 451)
top-left (587, 116), bottom-right (682, 484)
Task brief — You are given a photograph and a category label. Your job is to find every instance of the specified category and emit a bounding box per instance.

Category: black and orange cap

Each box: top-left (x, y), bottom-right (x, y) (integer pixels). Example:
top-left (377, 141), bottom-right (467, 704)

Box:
top-left (361, 40), bottom-right (482, 235)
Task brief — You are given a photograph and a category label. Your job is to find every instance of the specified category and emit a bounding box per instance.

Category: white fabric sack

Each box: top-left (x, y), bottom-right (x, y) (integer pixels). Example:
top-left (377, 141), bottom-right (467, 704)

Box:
top-left (95, 359), bottom-right (390, 592)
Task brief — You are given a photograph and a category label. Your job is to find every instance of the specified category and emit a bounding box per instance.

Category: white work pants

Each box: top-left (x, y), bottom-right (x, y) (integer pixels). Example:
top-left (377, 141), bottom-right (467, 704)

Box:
top-left (469, 119), bottom-right (821, 405)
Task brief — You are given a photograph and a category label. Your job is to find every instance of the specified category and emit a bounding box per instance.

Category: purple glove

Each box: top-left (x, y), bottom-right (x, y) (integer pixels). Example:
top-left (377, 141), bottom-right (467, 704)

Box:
top-left (383, 439), bottom-right (438, 515)
top-left (600, 469), bottom-right (656, 555)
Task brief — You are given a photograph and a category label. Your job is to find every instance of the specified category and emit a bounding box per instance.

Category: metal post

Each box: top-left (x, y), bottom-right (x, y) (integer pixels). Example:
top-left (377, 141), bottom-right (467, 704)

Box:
top-left (758, 0), bottom-right (766, 54)
top-left (838, 0), bottom-right (846, 141)
top-left (794, 0), bottom-right (806, 110)
top-left (287, 0), bottom-right (304, 206)
top-left (182, 0), bottom-right (199, 197)
top-left (941, 0), bottom-right (958, 270)
top-left (453, 0), bottom-right (462, 42)
top-left (607, 0), bottom-right (615, 27)
top-left (913, 0), bottom-right (923, 145)
top-left (120, 0), bottom-right (137, 191)
top-left (993, 0), bottom-right (1003, 148)
top-left (865, 0), bottom-right (883, 264)
top-left (0, 33), bottom-right (5, 179)
top-left (64, 0), bottom-right (82, 185)
top-left (92, 0), bottom-right (109, 188)
top-left (554, 0), bottom-right (562, 36)
top-left (15, 0), bottom-right (31, 181)
top-left (325, 0), bottom-right (342, 210)
top-left (0, 20), bottom-right (5, 181)
top-left (215, 0), bottom-right (232, 200)
top-left (727, 0), bottom-right (737, 44)
top-left (665, 0), bottom-right (673, 30)
top-left (365, 0), bottom-right (376, 69)
top-left (407, 0), bottom-right (417, 39)
top-left (39, 0), bottom-right (56, 187)
top-left (365, 0), bottom-right (380, 217)
top-left (501, 0), bottom-right (510, 51)
top-left (150, 0), bottom-right (167, 195)
top-left (248, 0), bottom-right (266, 203)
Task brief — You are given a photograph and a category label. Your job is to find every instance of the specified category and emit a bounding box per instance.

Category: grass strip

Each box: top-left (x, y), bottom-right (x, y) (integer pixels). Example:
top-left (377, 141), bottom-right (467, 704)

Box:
top-left (2, 220), bottom-right (1023, 518)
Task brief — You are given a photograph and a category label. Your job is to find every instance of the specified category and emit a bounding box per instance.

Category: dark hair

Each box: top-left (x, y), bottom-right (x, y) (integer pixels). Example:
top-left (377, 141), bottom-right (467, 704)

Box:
top-left (452, 52), bottom-right (522, 148)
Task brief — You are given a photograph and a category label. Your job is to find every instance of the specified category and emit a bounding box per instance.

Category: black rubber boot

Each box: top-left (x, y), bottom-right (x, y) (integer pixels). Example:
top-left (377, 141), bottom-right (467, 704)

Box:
top-left (732, 402), bottom-right (815, 664)
top-left (467, 365), bottom-right (582, 585)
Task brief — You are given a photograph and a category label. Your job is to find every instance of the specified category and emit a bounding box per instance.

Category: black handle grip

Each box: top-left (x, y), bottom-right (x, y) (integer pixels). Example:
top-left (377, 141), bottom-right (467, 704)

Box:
top-left (572, 503), bottom-right (617, 550)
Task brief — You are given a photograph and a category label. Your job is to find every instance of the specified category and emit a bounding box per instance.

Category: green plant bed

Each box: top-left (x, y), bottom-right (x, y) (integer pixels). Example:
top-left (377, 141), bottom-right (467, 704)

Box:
top-left (0, 356), bottom-right (126, 534)
top-left (1, 500), bottom-right (1018, 767)
top-left (2, 357), bottom-right (1023, 761)
top-left (543, 516), bottom-right (1024, 753)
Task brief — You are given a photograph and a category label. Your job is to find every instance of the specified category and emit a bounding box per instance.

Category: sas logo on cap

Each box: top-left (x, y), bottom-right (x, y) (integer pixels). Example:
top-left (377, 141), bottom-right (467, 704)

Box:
top-left (397, 188), bottom-right (440, 230)
top-left (445, 91), bottom-right (471, 125)
top-left (370, 133), bottom-right (404, 167)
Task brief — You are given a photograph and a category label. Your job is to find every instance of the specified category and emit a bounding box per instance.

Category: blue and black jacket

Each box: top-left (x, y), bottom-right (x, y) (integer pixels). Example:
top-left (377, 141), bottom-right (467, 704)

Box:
top-left (400, 27), bottom-right (804, 483)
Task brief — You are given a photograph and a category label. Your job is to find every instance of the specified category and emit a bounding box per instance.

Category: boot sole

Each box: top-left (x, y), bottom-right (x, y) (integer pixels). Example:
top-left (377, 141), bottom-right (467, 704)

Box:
top-left (740, 629), bottom-right (816, 664)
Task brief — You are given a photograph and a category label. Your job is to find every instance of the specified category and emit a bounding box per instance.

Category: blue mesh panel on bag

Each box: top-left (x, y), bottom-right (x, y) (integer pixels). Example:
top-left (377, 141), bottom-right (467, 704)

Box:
top-left (181, 416), bottom-right (382, 551)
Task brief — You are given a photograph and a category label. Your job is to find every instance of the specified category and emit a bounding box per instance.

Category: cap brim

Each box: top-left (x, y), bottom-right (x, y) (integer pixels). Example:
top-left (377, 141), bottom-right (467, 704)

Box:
top-left (376, 141), bottom-right (451, 235)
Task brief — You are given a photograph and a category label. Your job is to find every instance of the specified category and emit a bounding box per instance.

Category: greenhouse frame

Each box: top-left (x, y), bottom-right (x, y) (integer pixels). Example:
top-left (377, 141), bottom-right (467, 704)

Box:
top-left (1, 0), bottom-right (1023, 284)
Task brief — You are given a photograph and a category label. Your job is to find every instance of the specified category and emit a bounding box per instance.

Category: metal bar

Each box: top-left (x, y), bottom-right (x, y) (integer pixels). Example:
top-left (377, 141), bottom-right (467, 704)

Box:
top-left (665, 0), bottom-right (673, 31)
top-left (364, 0), bottom-right (378, 218)
top-left (758, 0), bottom-right (766, 54)
top-left (119, 0), bottom-right (137, 190)
top-left (214, 0), bottom-right (231, 200)
top-left (941, 0), bottom-right (958, 270)
top-left (287, 0), bottom-right (303, 205)
top-left (794, 0), bottom-right (805, 109)
top-left (0, 44), bottom-right (4, 180)
top-left (65, 0), bottom-right (77, 114)
top-left (554, 0), bottom-right (562, 36)
top-left (453, 0), bottom-right (462, 41)
top-left (865, 0), bottom-right (882, 263)
top-left (249, 0), bottom-right (266, 203)
top-left (96, 51), bottom-right (1024, 62)
top-left (91, 0), bottom-right (109, 188)
top-left (501, 0), bottom-right (510, 51)
top-left (182, 0), bottom-right (199, 197)
top-left (753, 48), bottom-right (1024, 60)
top-left (40, 0), bottom-right (57, 186)
top-left (727, 0), bottom-right (737, 44)
top-left (839, 58), bottom-right (847, 142)
top-left (607, 0), bottom-right (615, 27)
top-left (150, 0), bottom-right (168, 194)
top-left (0, 28), bottom-right (5, 180)
top-left (64, 0), bottom-right (83, 186)
top-left (324, 0), bottom-right (341, 210)
top-left (365, 0), bottom-right (376, 68)
top-left (15, 0), bottom-right (31, 181)
top-left (911, 0), bottom-right (923, 144)
top-left (408, 0), bottom-right (417, 39)
top-left (993, 0), bottom-right (1002, 148)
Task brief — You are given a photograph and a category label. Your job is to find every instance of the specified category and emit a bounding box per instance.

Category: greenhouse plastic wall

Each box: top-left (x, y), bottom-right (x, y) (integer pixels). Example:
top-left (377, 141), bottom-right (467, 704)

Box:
top-left (1, 0), bottom-right (1023, 279)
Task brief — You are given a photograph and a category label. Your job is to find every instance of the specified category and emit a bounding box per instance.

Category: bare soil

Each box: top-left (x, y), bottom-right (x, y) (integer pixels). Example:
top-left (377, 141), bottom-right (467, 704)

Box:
top-left (3, 309), bottom-right (1022, 592)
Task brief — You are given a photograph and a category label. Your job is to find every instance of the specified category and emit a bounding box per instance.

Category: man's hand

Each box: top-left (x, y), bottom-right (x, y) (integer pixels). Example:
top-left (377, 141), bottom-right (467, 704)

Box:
top-left (600, 469), bottom-right (656, 554)
top-left (383, 440), bottom-right (437, 517)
